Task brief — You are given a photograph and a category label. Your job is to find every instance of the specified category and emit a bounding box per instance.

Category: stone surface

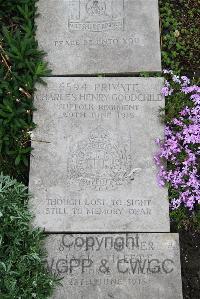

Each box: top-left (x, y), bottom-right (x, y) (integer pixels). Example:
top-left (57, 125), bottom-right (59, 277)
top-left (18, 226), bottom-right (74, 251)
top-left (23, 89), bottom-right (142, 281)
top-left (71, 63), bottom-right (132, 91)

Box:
top-left (45, 233), bottom-right (183, 299)
top-left (29, 77), bottom-right (169, 232)
top-left (36, 0), bottom-right (161, 75)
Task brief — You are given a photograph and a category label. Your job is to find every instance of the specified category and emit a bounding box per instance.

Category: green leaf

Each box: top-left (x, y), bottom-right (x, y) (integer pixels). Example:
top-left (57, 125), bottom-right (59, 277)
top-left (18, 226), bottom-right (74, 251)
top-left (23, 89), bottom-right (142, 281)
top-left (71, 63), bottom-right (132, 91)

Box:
top-left (15, 155), bottom-right (21, 166)
top-left (0, 262), bottom-right (7, 272)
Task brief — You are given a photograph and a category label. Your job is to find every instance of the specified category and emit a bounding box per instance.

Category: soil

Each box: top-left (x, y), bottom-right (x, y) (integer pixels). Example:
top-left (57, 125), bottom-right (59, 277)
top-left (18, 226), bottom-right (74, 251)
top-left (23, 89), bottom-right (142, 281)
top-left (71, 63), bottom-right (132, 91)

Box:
top-left (175, 227), bottom-right (200, 299)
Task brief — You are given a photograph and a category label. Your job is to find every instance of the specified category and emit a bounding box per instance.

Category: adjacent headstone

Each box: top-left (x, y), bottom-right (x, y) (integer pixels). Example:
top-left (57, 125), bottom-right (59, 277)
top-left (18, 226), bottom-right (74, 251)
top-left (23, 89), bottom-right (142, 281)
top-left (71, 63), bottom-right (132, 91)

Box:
top-left (36, 0), bottom-right (161, 74)
top-left (45, 233), bottom-right (183, 299)
top-left (29, 77), bottom-right (169, 232)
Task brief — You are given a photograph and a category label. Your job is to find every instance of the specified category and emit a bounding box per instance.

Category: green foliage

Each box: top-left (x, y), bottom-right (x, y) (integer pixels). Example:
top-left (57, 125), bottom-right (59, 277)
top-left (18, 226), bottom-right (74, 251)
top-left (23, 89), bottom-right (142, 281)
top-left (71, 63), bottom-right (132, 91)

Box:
top-left (170, 206), bottom-right (200, 231)
top-left (139, 72), bottom-right (161, 77)
top-left (0, 0), bottom-right (50, 183)
top-left (0, 4), bottom-right (57, 297)
top-left (159, 0), bottom-right (200, 76)
top-left (162, 74), bottom-right (199, 123)
top-left (0, 174), bottom-right (57, 298)
top-left (159, 0), bottom-right (200, 230)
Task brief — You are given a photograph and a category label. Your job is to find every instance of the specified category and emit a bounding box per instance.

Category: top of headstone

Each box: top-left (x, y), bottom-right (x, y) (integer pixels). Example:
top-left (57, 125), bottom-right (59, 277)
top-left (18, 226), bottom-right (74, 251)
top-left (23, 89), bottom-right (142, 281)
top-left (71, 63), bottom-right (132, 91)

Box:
top-left (36, 0), bottom-right (162, 75)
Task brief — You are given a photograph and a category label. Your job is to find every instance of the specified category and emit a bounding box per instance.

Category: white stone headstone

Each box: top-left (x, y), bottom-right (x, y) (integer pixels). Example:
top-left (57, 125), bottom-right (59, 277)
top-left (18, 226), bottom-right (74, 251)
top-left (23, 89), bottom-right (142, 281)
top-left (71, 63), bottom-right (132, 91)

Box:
top-left (29, 77), bottom-right (169, 232)
top-left (45, 233), bottom-right (183, 299)
top-left (36, 0), bottom-right (161, 74)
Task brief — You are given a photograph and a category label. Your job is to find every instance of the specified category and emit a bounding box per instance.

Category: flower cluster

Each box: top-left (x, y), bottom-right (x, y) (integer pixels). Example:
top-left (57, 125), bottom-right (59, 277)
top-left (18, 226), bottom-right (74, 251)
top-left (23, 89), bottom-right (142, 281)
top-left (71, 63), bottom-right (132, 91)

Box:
top-left (155, 71), bottom-right (200, 211)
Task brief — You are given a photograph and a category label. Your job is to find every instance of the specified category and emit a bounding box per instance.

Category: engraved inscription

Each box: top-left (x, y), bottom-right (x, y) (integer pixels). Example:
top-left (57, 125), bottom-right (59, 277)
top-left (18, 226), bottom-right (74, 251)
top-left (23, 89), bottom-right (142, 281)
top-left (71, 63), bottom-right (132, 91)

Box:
top-left (44, 234), bottom-right (182, 299)
top-left (68, 0), bottom-right (125, 32)
top-left (46, 234), bottom-right (176, 279)
top-left (45, 198), bottom-right (152, 217)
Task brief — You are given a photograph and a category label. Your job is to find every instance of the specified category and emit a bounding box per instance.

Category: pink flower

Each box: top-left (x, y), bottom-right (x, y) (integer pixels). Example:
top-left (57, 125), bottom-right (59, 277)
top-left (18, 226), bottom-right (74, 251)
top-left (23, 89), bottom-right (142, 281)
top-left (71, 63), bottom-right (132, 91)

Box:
top-left (181, 76), bottom-right (190, 86)
top-left (182, 85), bottom-right (200, 94)
top-left (163, 69), bottom-right (173, 74)
top-left (172, 75), bottom-right (181, 84)
top-left (191, 94), bottom-right (200, 105)
top-left (156, 72), bottom-right (200, 211)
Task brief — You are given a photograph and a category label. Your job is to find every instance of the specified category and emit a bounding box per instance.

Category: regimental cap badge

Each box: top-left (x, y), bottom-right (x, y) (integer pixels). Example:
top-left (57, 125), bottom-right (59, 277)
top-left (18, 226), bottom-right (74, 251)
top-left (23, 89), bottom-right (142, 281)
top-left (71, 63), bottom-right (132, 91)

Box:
top-left (67, 126), bottom-right (132, 191)
top-left (86, 0), bottom-right (106, 16)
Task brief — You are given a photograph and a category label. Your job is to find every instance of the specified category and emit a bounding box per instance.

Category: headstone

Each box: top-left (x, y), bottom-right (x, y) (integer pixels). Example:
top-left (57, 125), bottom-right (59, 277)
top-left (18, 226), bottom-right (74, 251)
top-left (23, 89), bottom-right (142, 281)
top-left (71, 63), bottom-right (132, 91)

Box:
top-left (45, 233), bottom-right (183, 299)
top-left (36, 0), bottom-right (161, 74)
top-left (29, 77), bottom-right (169, 232)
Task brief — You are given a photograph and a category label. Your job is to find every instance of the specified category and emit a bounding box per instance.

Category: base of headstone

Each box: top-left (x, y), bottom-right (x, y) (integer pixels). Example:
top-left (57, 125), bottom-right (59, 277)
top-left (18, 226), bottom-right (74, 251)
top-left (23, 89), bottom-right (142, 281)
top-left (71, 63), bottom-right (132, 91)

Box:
top-left (45, 233), bottom-right (183, 299)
